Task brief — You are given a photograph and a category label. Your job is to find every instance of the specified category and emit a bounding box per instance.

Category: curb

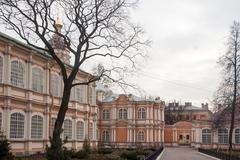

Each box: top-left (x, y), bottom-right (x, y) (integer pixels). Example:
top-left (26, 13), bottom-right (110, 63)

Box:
top-left (156, 148), bottom-right (165, 160)
top-left (198, 152), bottom-right (221, 160)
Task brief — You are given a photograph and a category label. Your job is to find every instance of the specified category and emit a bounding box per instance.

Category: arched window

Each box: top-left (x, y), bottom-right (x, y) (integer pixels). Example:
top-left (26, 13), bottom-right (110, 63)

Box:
top-left (76, 85), bottom-right (84, 102)
top-left (32, 67), bottom-right (43, 93)
top-left (119, 108), bottom-right (127, 120)
top-left (10, 113), bottom-right (24, 138)
top-left (0, 55), bottom-right (3, 83)
top-left (88, 87), bottom-right (93, 104)
top-left (137, 131), bottom-right (145, 142)
top-left (102, 130), bottom-right (110, 142)
top-left (102, 109), bottom-right (110, 120)
top-left (50, 117), bottom-right (56, 137)
top-left (51, 73), bottom-right (59, 96)
top-left (89, 122), bottom-right (93, 139)
top-left (31, 115), bottom-right (43, 139)
top-left (11, 60), bottom-right (25, 87)
top-left (218, 128), bottom-right (228, 144)
top-left (202, 129), bottom-right (211, 144)
top-left (76, 121), bottom-right (84, 140)
top-left (235, 128), bottom-right (240, 144)
top-left (64, 119), bottom-right (72, 139)
top-left (138, 108), bottom-right (146, 119)
top-left (0, 112), bottom-right (2, 131)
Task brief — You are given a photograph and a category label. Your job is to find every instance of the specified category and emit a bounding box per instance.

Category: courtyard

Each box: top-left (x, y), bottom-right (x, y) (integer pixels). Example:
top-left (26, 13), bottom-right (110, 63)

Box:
top-left (161, 147), bottom-right (216, 160)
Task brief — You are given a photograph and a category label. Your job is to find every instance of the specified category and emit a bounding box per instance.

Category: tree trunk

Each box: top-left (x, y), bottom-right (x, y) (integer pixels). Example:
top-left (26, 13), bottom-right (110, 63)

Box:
top-left (48, 82), bottom-right (72, 160)
top-left (229, 50), bottom-right (237, 151)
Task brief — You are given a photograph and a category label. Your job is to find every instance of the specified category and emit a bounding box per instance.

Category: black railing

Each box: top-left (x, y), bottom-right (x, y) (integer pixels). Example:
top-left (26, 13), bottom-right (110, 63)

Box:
top-left (145, 147), bottom-right (164, 160)
top-left (198, 148), bottom-right (240, 160)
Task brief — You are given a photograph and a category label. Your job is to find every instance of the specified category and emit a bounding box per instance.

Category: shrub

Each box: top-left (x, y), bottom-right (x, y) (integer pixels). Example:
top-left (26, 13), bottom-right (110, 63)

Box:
top-left (98, 148), bottom-right (113, 154)
top-left (0, 132), bottom-right (14, 160)
top-left (82, 139), bottom-right (91, 154)
top-left (120, 151), bottom-right (138, 160)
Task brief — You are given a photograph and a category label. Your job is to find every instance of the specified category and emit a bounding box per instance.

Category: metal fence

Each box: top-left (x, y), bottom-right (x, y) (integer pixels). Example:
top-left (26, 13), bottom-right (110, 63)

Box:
top-left (198, 148), bottom-right (240, 160)
top-left (145, 147), bottom-right (164, 160)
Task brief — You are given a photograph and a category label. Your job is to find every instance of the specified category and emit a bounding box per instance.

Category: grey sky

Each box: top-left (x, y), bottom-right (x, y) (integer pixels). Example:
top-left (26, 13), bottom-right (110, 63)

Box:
top-left (129, 0), bottom-right (240, 106)
top-left (1, 0), bottom-right (240, 108)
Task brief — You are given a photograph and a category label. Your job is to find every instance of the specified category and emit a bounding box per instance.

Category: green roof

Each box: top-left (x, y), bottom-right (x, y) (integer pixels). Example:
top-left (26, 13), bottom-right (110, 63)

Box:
top-left (0, 31), bottom-right (93, 77)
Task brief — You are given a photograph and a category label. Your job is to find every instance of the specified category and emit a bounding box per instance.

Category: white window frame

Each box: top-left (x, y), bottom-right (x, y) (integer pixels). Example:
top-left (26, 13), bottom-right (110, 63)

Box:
top-left (10, 59), bottom-right (25, 88)
top-left (137, 130), bottom-right (145, 142)
top-left (0, 54), bottom-right (3, 83)
top-left (89, 122), bottom-right (93, 140)
top-left (235, 128), bottom-right (240, 144)
top-left (76, 85), bottom-right (84, 103)
top-left (32, 67), bottom-right (44, 93)
top-left (0, 111), bottom-right (2, 131)
top-left (10, 112), bottom-right (25, 139)
top-left (218, 128), bottom-right (228, 144)
top-left (102, 130), bottom-right (110, 142)
top-left (63, 119), bottom-right (72, 140)
top-left (76, 120), bottom-right (84, 140)
top-left (50, 117), bottom-right (56, 137)
top-left (102, 109), bottom-right (110, 120)
top-left (138, 108), bottom-right (146, 119)
top-left (31, 114), bottom-right (43, 139)
top-left (51, 73), bottom-right (59, 97)
top-left (202, 129), bottom-right (211, 144)
top-left (119, 108), bottom-right (128, 120)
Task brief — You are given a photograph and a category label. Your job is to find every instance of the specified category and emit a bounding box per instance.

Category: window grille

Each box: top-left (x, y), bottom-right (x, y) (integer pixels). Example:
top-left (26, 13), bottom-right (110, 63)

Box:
top-left (137, 131), bottom-right (145, 142)
top-left (102, 109), bottom-right (110, 120)
top-left (102, 130), bottom-right (110, 142)
top-left (0, 56), bottom-right (3, 83)
top-left (11, 60), bottom-right (25, 87)
top-left (235, 128), bottom-right (240, 144)
top-left (31, 115), bottom-right (43, 139)
top-left (202, 129), bottom-right (211, 144)
top-left (119, 108), bottom-right (128, 120)
top-left (218, 128), bottom-right (228, 144)
top-left (63, 119), bottom-right (72, 139)
top-left (76, 121), bottom-right (84, 140)
top-left (32, 67), bottom-right (43, 93)
top-left (51, 73), bottom-right (59, 96)
top-left (138, 108), bottom-right (146, 119)
top-left (10, 113), bottom-right (24, 138)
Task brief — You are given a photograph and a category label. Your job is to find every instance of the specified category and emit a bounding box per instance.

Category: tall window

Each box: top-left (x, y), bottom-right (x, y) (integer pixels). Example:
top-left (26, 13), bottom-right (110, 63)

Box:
top-left (51, 73), bottom-right (59, 96)
top-left (76, 121), bottom-right (84, 140)
top-left (88, 87), bottom-right (93, 104)
top-left (138, 108), bottom-right (146, 119)
top-left (89, 123), bottom-right (93, 139)
top-left (0, 112), bottom-right (2, 131)
top-left (119, 108), bottom-right (127, 120)
top-left (0, 56), bottom-right (3, 83)
top-left (11, 60), bottom-right (25, 87)
top-left (235, 128), bottom-right (240, 144)
top-left (31, 115), bottom-right (43, 139)
top-left (76, 85), bottom-right (84, 102)
top-left (218, 128), bottom-right (228, 144)
top-left (10, 113), bottom-right (24, 138)
top-left (137, 131), bottom-right (145, 142)
top-left (202, 129), bottom-right (211, 144)
top-left (102, 109), bottom-right (110, 120)
top-left (32, 67), bottom-right (43, 93)
top-left (50, 117), bottom-right (56, 137)
top-left (102, 130), bottom-right (110, 142)
top-left (64, 119), bottom-right (72, 139)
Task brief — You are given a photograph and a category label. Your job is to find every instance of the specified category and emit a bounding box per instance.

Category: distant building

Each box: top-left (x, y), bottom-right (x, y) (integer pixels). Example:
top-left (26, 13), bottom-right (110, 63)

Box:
top-left (97, 90), bottom-right (165, 148)
top-left (0, 22), bottom-right (97, 155)
top-left (164, 101), bottom-right (240, 149)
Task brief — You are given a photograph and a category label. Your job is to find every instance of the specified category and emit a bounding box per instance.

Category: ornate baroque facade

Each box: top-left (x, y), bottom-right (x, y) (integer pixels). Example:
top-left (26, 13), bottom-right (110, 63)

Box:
top-left (0, 31), bottom-right (98, 155)
top-left (97, 90), bottom-right (165, 148)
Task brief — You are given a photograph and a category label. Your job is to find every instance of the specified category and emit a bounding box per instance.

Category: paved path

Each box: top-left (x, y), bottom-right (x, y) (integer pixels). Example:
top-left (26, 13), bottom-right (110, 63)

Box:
top-left (160, 147), bottom-right (216, 160)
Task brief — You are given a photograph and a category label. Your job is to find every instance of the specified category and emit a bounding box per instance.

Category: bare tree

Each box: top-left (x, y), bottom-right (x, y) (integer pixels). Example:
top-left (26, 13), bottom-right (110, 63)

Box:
top-left (214, 21), bottom-right (240, 151)
top-left (0, 0), bottom-right (149, 159)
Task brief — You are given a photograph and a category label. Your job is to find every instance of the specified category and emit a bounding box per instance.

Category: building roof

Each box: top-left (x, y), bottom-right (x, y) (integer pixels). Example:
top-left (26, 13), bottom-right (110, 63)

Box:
top-left (102, 93), bottom-right (159, 103)
top-left (0, 31), bottom-right (93, 77)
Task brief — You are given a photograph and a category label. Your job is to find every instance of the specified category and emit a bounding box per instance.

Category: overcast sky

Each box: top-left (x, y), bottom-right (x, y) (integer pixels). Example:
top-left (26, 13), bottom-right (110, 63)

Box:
top-left (128, 0), bottom-right (240, 107)
top-left (1, 0), bottom-right (240, 108)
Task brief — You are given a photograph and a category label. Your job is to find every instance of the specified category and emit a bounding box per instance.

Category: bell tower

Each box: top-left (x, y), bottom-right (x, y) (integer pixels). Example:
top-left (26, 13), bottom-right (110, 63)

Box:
top-left (48, 18), bottom-right (71, 64)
